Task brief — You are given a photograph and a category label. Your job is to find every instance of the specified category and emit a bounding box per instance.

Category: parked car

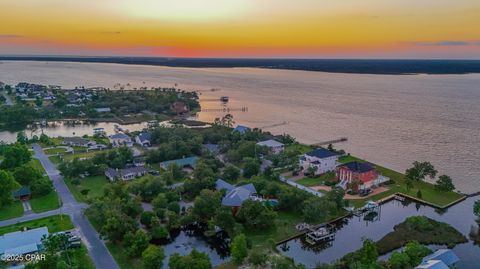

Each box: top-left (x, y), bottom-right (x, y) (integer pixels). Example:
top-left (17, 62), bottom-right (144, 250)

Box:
top-left (68, 241), bottom-right (82, 249)
top-left (359, 188), bottom-right (372, 197)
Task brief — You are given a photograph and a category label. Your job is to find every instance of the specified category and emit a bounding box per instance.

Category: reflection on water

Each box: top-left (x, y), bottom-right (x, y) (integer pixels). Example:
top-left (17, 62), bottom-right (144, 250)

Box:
top-left (0, 121), bottom-right (147, 143)
top-left (278, 198), bottom-right (480, 269)
top-left (1, 61), bottom-right (479, 191)
top-left (161, 223), bottom-right (230, 268)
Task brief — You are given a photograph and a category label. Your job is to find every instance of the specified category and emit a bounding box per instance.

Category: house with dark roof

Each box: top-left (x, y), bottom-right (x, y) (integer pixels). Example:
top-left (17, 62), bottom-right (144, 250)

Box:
top-left (105, 166), bottom-right (148, 181)
top-left (256, 139), bottom-right (284, 154)
top-left (233, 125), bottom-right (250, 134)
top-left (0, 227), bottom-right (48, 261)
top-left (299, 148), bottom-right (339, 176)
top-left (63, 137), bottom-right (95, 147)
top-left (336, 161), bottom-right (389, 190)
top-left (109, 133), bottom-right (133, 147)
top-left (215, 179), bottom-right (257, 207)
top-left (135, 132), bottom-right (152, 147)
top-left (172, 101), bottom-right (189, 114)
top-left (12, 186), bottom-right (31, 201)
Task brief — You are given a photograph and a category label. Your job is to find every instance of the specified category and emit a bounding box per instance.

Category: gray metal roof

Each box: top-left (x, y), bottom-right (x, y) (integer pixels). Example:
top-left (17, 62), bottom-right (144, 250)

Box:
top-left (422, 249), bottom-right (459, 266)
top-left (256, 139), bottom-right (284, 148)
top-left (220, 183), bottom-right (257, 207)
top-left (0, 227), bottom-right (48, 256)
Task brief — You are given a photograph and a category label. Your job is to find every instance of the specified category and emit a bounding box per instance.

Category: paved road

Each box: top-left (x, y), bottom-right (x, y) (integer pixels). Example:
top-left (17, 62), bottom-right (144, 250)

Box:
top-left (13, 144), bottom-right (120, 269)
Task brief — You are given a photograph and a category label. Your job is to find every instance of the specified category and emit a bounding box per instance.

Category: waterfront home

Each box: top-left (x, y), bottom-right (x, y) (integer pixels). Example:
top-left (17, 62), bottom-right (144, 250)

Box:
top-left (160, 156), bottom-right (198, 170)
top-left (415, 249), bottom-right (459, 269)
top-left (299, 148), bottom-right (339, 176)
top-left (109, 133), bottom-right (133, 147)
top-left (63, 136), bottom-right (95, 147)
top-left (0, 227), bottom-right (48, 261)
top-left (256, 139), bottom-right (284, 154)
top-left (335, 161), bottom-right (390, 191)
top-left (135, 132), bottom-right (152, 147)
top-left (215, 179), bottom-right (257, 207)
top-left (105, 166), bottom-right (148, 181)
top-left (233, 125), bottom-right (250, 134)
top-left (172, 101), bottom-right (189, 115)
top-left (95, 107), bottom-right (111, 113)
top-left (93, 127), bottom-right (106, 136)
top-left (416, 260), bottom-right (449, 269)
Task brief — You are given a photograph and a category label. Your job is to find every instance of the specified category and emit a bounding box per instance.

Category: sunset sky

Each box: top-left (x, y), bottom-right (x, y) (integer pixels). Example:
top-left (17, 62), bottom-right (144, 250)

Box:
top-left (1, 0), bottom-right (479, 58)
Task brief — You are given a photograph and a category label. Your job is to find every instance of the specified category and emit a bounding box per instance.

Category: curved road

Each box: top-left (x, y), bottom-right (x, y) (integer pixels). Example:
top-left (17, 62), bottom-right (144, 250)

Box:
top-left (0, 144), bottom-right (119, 269)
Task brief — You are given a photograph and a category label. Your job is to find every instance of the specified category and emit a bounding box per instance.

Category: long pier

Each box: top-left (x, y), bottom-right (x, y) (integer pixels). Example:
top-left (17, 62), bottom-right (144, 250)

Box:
top-left (311, 137), bottom-right (348, 147)
top-left (201, 107), bottom-right (248, 112)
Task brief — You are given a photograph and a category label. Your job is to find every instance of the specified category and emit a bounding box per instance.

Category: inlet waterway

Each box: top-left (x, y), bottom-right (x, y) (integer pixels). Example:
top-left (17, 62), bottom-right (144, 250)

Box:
top-left (278, 197), bottom-right (480, 268)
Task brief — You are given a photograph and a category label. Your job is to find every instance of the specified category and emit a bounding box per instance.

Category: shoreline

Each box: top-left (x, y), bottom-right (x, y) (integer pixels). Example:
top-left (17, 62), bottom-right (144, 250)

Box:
top-left (2, 58), bottom-right (480, 75)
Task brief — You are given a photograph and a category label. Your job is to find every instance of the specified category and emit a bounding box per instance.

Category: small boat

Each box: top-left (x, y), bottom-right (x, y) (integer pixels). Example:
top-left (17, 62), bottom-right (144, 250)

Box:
top-left (220, 96), bottom-right (229, 103)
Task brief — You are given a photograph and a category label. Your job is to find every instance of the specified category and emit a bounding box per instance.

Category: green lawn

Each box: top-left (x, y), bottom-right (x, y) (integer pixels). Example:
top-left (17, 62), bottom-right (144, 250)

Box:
top-left (244, 210), bottom-right (346, 249)
top-left (29, 158), bottom-right (46, 174)
top-left (0, 201), bottom-right (23, 221)
top-left (63, 151), bottom-right (101, 161)
top-left (65, 175), bottom-right (110, 203)
top-left (285, 143), bottom-right (314, 154)
top-left (0, 215), bottom-right (74, 235)
top-left (30, 191), bottom-right (61, 213)
top-left (339, 155), bottom-right (465, 208)
top-left (44, 147), bottom-right (67, 155)
top-left (38, 137), bottom-right (64, 148)
top-left (296, 172), bottom-right (336, 187)
top-left (49, 155), bottom-right (62, 165)
top-left (107, 242), bottom-right (144, 269)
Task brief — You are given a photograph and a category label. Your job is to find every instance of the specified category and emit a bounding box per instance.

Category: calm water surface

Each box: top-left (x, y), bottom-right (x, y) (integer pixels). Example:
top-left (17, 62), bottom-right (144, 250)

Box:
top-left (1, 61), bottom-right (479, 192)
top-left (278, 197), bottom-right (480, 268)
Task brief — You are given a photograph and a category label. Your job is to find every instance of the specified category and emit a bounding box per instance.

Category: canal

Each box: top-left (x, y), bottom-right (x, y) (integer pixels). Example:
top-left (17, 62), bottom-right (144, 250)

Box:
top-left (278, 197), bottom-right (480, 268)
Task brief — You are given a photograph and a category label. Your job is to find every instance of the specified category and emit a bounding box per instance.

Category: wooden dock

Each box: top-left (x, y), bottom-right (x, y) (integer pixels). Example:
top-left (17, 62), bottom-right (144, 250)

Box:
top-left (311, 137), bottom-right (348, 147)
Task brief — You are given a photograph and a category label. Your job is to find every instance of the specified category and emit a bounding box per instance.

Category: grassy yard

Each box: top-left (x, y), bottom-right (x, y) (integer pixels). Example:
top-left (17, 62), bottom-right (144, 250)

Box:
top-left (285, 143), bottom-right (313, 154)
top-left (107, 242), bottom-right (144, 269)
top-left (65, 175), bottom-right (110, 203)
top-left (0, 201), bottom-right (23, 221)
top-left (30, 191), bottom-right (61, 213)
top-left (44, 147), bottom-right (67, 155)
top-left (244, 210), bottom-right (346, 250)
top-left (49, 155), bottom-right (62, 165)
top-left (29, 158), bottom-right (46, 174)
top-left (296, 172), bottom-right (336, 187)
top-left (63, 150), bottom-right (103, 161)
top-left (338, 155), bottom-right (465, 208)
top-left (0, 215), bottom-right (74, 235)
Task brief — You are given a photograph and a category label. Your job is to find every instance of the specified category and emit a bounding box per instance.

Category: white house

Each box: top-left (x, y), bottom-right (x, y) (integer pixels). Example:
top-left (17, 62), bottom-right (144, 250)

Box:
top-left (299, 148), bottom-right (339, 175)
top-left (109, 133), bottom-right (133, 147)
top-left (256, 139), bottom-right (284, 154)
